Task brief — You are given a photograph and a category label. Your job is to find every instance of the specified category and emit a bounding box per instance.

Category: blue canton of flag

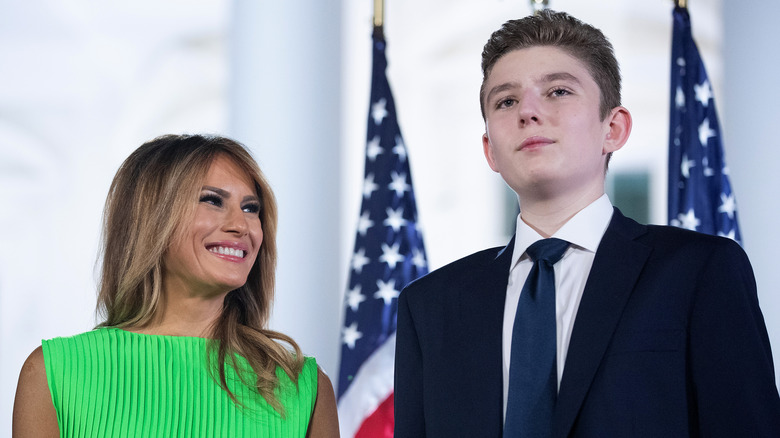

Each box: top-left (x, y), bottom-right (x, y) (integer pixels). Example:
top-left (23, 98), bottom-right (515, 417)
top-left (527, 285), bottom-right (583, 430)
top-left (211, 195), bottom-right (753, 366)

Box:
top-left (668, 6), bottom-right (741, 244)
top-left (337, 30), bottom-right (428, 437)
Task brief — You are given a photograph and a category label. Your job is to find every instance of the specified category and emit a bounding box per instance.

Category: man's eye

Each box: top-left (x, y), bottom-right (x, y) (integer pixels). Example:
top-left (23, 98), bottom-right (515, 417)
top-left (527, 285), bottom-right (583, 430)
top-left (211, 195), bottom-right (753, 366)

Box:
top-left (497, 98), bottom-right (515, 108)
top-left (200, 194), bottom-right (222, 207)
top-left (551, 88), bottom-right (571, 97)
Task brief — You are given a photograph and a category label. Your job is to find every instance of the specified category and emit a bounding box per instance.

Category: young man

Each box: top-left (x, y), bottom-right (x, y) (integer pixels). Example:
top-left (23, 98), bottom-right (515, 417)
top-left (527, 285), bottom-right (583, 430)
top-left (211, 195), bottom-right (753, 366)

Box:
top-left (394, 10), bottom-right (780, 437)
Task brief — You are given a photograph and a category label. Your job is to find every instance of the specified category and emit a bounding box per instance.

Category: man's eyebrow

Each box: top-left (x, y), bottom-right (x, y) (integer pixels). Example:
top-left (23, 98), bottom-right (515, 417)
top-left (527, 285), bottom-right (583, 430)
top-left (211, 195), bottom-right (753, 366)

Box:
top-left (202, 185), bottom-right (260, 203)
top-left (542, 72), bottom-right (582, 85)
top-left (485, 82), bottom-right (519, 105)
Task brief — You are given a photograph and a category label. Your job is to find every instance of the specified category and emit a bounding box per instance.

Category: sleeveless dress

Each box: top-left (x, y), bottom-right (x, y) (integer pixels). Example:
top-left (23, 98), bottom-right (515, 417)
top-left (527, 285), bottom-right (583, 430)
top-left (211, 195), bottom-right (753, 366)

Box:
top-left (41, 327), bottom-right (317, 437)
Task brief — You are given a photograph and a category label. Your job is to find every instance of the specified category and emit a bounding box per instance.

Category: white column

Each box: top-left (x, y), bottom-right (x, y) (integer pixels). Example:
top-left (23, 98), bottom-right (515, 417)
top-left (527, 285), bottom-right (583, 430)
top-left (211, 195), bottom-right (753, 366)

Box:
top-left (228, 1), bottom-right (343, 376)
top-left (723, 0), bottom-right (780, 385)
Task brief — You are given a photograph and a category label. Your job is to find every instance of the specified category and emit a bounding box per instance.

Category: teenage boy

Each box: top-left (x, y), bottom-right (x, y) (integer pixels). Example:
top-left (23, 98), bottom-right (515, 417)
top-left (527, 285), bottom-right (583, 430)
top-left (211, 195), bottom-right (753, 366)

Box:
top-left (395, 10), bottom-right (780, 437)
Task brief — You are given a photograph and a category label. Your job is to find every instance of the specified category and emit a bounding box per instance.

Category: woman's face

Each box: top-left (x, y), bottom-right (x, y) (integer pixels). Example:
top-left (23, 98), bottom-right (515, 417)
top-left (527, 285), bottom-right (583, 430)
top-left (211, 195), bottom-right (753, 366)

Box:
top-left (163, 155), bottom-right (263, 298)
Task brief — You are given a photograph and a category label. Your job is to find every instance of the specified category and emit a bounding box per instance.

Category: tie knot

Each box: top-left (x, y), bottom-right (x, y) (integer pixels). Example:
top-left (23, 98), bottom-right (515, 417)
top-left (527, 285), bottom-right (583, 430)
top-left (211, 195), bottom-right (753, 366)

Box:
top-left (526, 238), bottom-right (570, 265)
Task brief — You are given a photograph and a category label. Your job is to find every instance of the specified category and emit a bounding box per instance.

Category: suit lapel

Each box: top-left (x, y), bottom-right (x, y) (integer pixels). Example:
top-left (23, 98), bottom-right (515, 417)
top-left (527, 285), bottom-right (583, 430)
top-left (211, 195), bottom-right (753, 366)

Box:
top-left (553, 209), bottom-right (651, 437)
top-left (459, 237), bottom-right (514, 435)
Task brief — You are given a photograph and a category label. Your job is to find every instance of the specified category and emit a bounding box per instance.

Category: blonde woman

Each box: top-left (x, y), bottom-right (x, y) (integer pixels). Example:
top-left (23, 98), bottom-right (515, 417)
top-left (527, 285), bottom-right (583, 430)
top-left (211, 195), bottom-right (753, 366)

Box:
top-left (13, 134), bottom-right (339, 437)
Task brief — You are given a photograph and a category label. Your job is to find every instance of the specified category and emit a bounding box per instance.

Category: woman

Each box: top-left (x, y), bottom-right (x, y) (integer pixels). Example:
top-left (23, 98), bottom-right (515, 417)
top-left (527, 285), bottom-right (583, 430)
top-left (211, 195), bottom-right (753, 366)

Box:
top-left (12, 134), bottom-right (339, 437)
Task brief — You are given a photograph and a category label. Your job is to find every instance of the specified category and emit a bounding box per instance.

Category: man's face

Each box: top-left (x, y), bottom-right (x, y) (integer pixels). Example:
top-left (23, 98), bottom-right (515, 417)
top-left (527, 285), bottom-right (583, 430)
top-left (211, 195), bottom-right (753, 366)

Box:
top-left (481, 46), bottom-right (616, 202)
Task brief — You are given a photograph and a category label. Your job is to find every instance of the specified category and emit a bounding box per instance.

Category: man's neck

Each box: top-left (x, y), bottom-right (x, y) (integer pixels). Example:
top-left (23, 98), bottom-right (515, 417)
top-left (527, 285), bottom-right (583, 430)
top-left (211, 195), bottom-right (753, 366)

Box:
top-left (518, 186), bottom-right (605, 238)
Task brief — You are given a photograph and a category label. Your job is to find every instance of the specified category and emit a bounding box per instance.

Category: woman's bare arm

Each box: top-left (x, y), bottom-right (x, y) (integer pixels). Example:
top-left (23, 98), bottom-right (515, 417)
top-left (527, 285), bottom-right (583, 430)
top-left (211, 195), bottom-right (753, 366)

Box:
top-left (12, 346), bottom-right (59, 438)
top-left (306, 367), bottom-right (339, 438)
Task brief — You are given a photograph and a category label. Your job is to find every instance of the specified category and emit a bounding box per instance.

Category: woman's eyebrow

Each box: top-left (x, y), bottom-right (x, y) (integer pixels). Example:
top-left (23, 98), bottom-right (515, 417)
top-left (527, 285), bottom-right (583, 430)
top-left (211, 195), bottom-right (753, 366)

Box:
top-left (202, 185), bottom-right (230, 197)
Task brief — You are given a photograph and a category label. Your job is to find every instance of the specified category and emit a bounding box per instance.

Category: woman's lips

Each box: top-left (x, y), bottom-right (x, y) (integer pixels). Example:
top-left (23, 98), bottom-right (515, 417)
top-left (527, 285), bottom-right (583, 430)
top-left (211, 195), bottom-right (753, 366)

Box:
top-left (205, 241), bottom-right (250, 261)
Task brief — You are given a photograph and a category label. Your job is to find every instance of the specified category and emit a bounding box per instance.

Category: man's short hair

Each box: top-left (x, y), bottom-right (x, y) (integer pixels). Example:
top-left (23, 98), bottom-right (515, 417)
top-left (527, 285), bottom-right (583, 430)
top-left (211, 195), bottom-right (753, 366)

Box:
top-left (479, 10), bottom-right (621, 121)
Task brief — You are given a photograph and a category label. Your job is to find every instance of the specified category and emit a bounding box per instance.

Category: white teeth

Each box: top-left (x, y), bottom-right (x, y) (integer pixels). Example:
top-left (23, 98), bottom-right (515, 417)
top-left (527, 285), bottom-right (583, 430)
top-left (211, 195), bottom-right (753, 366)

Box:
top-left (209, 246), bottom-right (245, 258)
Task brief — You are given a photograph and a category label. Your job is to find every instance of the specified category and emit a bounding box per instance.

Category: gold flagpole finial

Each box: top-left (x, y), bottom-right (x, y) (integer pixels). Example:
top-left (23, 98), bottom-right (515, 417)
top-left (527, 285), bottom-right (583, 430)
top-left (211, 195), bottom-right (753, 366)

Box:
top-left (374, 0), bottom-right (384, 29)
top-left (531, 0), bottom-right (550, 14)
top-left (675, 0), bottom-right (688, 8)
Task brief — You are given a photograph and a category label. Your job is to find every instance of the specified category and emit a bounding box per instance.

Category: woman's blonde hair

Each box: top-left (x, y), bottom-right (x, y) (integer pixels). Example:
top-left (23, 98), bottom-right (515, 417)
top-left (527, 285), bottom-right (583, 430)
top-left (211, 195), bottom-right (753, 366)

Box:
top-left (96, 134), bottom-right (303, 412)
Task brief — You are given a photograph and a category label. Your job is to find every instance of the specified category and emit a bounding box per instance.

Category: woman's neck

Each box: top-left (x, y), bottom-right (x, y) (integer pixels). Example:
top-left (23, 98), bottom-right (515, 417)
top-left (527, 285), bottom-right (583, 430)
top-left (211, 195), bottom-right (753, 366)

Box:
top-left (128, 288), bottom-right (227, 338)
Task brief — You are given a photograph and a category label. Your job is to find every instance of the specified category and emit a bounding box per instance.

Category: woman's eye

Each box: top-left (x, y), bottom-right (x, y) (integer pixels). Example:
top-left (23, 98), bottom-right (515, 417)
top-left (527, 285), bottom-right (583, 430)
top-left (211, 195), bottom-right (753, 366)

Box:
top-left (243, 203), bottom-right (261, 214)
top-left (200, 194), bottom-right (223, 207)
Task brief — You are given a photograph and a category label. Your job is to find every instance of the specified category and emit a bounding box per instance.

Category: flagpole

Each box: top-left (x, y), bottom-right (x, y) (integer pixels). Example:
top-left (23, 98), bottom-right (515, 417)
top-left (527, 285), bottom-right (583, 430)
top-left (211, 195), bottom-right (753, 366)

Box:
top-left (374, 0), bottom-right (384, 39)
top-left (531, 0), bottom-right (549, 14)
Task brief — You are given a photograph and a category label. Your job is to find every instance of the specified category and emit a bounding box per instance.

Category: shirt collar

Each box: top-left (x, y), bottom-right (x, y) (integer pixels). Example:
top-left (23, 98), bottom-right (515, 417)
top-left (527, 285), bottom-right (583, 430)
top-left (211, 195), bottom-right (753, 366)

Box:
top-left (511, 194), bottom-right (614, 270)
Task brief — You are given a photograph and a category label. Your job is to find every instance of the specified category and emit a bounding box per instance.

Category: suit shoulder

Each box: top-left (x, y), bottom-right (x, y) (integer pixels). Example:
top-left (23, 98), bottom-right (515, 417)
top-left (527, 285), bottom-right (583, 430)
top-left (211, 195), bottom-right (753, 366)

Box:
top-left (402, 245), bottom-right (507, 295)
top-left (643, 224), bottom-right (745, 255)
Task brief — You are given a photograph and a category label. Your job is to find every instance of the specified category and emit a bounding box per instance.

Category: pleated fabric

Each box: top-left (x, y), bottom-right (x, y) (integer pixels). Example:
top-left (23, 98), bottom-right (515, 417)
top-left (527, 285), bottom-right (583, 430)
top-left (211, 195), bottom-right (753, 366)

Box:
top-left (42, 328), bottom-right (317, 437)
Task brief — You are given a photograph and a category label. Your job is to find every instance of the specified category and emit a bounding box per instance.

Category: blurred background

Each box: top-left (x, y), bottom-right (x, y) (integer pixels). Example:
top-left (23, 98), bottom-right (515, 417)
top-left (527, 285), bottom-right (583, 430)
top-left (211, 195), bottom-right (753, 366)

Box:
top-left (2, 0), bottom-right (779, 433)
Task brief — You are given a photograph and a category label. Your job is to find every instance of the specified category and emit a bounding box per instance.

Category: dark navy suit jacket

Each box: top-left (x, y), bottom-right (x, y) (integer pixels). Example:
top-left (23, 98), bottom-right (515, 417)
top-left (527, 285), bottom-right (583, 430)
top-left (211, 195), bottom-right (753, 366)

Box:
top-left (394, 209), bottom-right (780, 437)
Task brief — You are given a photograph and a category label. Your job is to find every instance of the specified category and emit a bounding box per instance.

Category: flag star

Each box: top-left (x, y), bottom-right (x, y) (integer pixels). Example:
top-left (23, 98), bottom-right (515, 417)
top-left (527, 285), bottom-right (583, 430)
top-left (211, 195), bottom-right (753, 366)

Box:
top-left (374, 279), bottom-right (400, 305)
top-left (677, 209), bottom-right (701, 231)
top-left (694, 79), bottom-right (713, 107)
top-left (363, 173), bottom-right (379, 199)
top-left (702, 157), bottom-right (714, 177)
top-left (379, 242), bottom-right (405, 269)
top-left (389, 171), bottom-right (411, 197)
top-left (718, 193), bottom-right (737, 219)
top-left (676, 56), bottom-right (686, 68)
top-left (384, 207), bottom-right (407, 232)
top-left (345, 285), bottom-right (366, 312)
top-left (718, 229), bottom-right (737, 241)
top-left (681, 154), bottom-right (696, 179)
top-left (356, 210), bottom-right (374, 236)
top-left (351, 248), bottom-right (370, 274)
top-left (393, 136), bottom-right (407, 161)
top-left (371, 98), bottom-right (388, 125)
top-left (367, 136), bottom-right (383, 161)
top-left (342, 321), bottom-right (363, 349)
top-left (698, 118), bottom-right (716, 147)
top-left (412, 247), bottom-right (427, 269)
top-left (675, 86), bottom-right (685, 109)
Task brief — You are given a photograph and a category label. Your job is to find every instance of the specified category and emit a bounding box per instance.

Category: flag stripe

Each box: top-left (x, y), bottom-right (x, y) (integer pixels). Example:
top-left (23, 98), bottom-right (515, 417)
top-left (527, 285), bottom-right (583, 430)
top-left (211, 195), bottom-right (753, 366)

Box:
top-left (355, 394), bottom-right (394, 438)
top-left (338, 333), bottom-right (396, 436)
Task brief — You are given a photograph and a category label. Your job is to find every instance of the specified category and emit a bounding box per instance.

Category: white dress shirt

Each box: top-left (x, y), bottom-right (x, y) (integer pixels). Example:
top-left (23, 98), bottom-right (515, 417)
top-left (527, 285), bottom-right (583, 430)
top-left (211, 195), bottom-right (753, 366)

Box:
top-left (502, 194), bottom-right (614, 420)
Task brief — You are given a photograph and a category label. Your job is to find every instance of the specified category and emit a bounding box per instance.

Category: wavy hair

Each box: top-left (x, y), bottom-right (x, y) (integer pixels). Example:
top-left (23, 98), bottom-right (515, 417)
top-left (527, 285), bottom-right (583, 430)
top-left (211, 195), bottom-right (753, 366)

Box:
top-left (96, 134), bottom-right (303, 412)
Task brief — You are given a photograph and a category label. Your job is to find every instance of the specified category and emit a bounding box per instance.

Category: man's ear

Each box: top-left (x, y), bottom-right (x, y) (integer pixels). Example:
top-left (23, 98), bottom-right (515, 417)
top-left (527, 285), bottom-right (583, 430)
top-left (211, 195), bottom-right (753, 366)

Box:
top-left (603, 106), bottom-right (632, 154)
top-left (482, 132), bottom-right (500, 173)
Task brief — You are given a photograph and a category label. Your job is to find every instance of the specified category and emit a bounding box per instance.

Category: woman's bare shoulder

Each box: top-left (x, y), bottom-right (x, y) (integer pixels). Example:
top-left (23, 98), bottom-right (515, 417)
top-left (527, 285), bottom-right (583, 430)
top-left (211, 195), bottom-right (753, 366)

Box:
top-left (12, 346), bottom-right (59, 438)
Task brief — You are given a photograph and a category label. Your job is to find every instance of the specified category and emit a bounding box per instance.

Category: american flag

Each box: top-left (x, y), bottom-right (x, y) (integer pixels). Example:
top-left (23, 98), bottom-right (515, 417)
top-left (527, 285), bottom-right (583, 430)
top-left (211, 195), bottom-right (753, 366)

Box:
top-left (337, 29), bottom-right (428, 437)
top-left (668, 6), bottom-right (741, 244)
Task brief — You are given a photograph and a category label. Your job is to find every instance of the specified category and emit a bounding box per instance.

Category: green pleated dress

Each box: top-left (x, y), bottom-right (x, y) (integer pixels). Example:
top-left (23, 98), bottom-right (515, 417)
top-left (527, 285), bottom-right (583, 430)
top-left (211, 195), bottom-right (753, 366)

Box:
top-left (42, 327), bottom-right (317, 437)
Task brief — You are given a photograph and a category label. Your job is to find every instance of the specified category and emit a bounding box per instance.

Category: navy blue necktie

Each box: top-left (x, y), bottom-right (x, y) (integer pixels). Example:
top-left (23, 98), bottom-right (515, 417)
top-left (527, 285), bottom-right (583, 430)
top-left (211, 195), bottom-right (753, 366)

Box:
top-left (504, 238), bottom-right (570, 438)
